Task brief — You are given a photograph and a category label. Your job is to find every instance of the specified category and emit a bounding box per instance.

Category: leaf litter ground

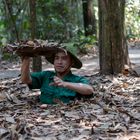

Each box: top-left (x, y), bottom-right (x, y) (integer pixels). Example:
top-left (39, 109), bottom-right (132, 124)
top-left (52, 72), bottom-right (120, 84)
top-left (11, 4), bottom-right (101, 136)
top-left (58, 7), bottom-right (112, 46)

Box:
top-left (0, 59), bottom-right (140, 140)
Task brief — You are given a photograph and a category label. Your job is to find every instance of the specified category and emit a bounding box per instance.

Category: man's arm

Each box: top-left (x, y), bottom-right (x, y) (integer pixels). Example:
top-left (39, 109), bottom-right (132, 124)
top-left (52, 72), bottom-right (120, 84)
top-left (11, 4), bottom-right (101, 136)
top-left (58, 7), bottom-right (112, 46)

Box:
top-left (21, 57), bottom-right (32, 84)
top-left (64, 82), bottom-right (93, 95)
top-left (50, 76), bottom-right (94, 95)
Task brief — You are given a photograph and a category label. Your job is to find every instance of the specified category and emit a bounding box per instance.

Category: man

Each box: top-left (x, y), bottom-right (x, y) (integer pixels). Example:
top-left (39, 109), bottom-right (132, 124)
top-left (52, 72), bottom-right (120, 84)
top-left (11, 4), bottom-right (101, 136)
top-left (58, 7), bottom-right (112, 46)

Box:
top-left (21, 47), bottom-right (94, 104)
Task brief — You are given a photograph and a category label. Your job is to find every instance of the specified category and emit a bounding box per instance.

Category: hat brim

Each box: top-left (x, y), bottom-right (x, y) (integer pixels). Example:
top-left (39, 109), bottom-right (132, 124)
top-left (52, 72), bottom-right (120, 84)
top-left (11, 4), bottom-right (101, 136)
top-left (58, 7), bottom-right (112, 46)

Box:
top-left (45, 47), bottom-right (82, 69)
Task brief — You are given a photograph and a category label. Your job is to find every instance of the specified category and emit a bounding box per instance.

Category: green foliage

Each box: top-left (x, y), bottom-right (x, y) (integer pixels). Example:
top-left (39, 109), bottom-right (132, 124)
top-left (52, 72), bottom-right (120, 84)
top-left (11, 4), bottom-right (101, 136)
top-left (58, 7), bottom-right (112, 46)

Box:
top-left (62, 42), bottom-right (78, 55)
top-left (64, 29), bottom-right (97, 54)
top-left (0, 0), bottom-right (139, 58)
top-left (74, 34), bottom-right (97, 54)
top-left (2, 52), bottom-right (18, 61)
top-left (2, 53), bottom-right (11, 60)
top-left (36, 0), bottom-right (83, 41)
top-left (0, 0), bottom-right (30, 45)
top-left (125, 0), bottom-right (140, 39)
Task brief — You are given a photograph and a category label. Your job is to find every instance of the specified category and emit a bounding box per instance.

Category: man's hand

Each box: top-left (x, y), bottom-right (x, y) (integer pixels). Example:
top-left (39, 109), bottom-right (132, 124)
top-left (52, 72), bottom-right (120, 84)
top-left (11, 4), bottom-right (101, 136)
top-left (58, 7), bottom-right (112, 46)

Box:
top-left (49, 76), bottom-right (66, 87)
top-left (49, 76), bottom-right (94, 95)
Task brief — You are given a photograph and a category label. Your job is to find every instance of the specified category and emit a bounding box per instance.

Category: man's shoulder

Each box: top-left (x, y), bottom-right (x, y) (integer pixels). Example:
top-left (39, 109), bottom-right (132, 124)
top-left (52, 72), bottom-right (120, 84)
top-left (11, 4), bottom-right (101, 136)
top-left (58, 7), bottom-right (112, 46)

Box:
top-left (31, 70), bottom-right (55, 77)
top-left (67, 73), bottom-right (88, 82)
top-left (41, 70), bottom-right (55, 76)
top-left (71, 73), bottom-right (86, 79)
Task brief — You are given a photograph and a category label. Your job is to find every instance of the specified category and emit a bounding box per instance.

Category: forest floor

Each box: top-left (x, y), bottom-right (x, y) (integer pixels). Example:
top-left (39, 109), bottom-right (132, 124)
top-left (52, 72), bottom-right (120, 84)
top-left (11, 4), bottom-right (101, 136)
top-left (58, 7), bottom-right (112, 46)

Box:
top-left (0, 46), bottom-right (140, 140)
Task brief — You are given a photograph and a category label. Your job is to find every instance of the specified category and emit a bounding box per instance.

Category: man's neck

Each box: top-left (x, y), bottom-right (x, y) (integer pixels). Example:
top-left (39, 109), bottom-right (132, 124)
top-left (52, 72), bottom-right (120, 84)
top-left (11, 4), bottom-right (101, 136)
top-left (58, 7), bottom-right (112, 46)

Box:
top-left (57, 70), bottom-right (71, 79)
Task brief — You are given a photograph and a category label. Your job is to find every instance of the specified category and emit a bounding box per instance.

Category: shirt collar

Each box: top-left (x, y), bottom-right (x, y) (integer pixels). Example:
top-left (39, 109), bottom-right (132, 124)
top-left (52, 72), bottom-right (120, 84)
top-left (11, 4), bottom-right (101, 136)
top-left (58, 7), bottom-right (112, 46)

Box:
top-left (49, 71), bottom-right (73, 81)
top-left (62, 71), bottom-right (73, 81)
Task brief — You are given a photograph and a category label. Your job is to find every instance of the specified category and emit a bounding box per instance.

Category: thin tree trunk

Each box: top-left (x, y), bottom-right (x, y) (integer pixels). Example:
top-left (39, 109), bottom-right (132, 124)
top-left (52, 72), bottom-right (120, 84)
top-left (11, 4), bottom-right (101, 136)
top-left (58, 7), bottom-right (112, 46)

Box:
top-left (4, 0), bottom-right (19, 41)
top-left (82, 0), bottom-right (96, 36)
top-left (29, 0), bottom-right (42, 72)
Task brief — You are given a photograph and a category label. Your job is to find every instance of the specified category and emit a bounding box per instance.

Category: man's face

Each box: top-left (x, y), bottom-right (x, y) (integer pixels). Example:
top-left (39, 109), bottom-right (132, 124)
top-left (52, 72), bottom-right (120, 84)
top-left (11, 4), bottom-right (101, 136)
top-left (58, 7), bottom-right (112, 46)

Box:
top-left (54, 51), bottom-right (72, 73)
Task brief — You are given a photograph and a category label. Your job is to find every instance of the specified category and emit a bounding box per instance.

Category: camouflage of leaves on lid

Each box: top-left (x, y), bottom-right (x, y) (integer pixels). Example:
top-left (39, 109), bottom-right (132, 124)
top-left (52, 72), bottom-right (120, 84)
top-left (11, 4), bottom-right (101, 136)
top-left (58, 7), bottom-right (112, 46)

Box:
top-left (4, 39), bottom-right (61, 57)
top-left (4, 40), bottom-right (82, 69)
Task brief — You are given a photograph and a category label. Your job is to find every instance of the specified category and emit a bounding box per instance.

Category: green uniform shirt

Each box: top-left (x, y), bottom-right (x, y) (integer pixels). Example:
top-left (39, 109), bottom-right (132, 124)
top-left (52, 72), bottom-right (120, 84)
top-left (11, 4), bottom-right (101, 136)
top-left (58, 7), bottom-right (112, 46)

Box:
top-left (29, 71), bottom-right (89, 104)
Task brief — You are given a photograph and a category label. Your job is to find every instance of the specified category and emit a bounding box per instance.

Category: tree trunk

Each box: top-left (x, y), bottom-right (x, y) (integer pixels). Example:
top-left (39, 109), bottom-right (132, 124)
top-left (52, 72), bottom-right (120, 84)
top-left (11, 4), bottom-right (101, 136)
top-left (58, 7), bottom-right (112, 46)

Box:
top-left (98, 0), bottom-right (130, 74)
top-left (29, 0), bottom-right (42, 72)
top-left (82, 0), bottom-right (96, 36)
